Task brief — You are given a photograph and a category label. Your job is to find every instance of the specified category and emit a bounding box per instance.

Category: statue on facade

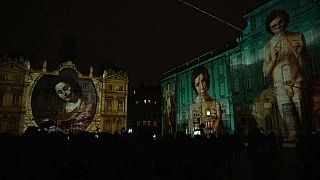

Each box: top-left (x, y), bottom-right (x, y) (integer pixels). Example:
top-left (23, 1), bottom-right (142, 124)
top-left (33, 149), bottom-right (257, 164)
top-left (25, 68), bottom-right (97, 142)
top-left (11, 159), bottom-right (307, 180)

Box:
top-left (23, 59), bottom-right (30, 69)
top-left (42, 60), bottom-right (47, 72)
top-left (89, 66), bottom-right (93, 77)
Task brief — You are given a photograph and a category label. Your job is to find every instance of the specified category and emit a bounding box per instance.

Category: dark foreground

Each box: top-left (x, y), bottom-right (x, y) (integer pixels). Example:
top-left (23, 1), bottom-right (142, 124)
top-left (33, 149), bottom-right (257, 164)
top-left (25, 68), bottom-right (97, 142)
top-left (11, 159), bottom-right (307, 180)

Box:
top-left (0, 129), bottom-right (320, 180)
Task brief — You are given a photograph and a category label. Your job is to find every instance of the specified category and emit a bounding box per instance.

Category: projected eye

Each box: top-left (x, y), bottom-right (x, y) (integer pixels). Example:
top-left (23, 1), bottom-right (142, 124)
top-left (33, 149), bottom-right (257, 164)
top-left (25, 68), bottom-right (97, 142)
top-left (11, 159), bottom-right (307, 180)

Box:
top-left (63, 85), bottom-right (69, 91)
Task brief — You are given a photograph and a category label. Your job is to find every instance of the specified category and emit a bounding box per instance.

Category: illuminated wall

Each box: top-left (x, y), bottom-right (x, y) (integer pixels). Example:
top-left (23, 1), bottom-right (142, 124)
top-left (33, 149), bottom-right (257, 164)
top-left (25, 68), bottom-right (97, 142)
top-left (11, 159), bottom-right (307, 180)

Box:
top-left (0, 58), bottom-right (29, 134)
top-left (31, 70), bottom-right (97, 132)
top-left (162, 52), bottom-right (235, 135)
top-left (161, 0), bottom-right (320, 138)
top-left (0, 60), bottom-right (129, 134)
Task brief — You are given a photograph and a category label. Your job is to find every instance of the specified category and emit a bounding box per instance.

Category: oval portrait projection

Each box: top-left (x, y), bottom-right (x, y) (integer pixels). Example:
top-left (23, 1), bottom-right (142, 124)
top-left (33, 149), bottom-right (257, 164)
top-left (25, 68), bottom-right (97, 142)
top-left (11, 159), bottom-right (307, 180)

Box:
top-left (31, 68), bottom-right (97, 133)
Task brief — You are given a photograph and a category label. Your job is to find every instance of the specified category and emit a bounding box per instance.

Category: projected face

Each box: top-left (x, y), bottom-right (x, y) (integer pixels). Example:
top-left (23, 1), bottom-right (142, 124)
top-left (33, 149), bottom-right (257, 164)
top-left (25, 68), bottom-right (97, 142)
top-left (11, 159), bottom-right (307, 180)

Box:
top-left (55, 82), bottom-right (73, 102)
top-left (270, 16), bottom-right (285, 35)
top-left (195, 73), bottom-right (208, 96)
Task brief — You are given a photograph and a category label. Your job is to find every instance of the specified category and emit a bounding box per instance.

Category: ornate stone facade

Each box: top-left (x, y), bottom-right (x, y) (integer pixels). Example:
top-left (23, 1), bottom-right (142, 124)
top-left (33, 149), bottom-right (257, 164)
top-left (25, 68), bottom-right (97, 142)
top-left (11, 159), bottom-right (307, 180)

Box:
top-left (0, 57), bottom-right (128, 134)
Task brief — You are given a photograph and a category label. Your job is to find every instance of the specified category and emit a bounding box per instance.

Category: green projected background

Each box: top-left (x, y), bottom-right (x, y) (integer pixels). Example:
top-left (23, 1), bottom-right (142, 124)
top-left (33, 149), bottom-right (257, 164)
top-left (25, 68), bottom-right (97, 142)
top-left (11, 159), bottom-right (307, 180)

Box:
top-left (161, 0), bottom-right (320, 139)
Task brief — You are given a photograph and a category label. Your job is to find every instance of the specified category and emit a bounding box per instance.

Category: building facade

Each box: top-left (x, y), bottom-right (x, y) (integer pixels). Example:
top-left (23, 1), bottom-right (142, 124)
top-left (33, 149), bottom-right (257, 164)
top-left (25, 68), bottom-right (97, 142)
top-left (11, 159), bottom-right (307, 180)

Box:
top-left (0, 56), bottom-right (30, 134)
top-left (127, 85), bottom-right (161, 136)
top-left (161, 0), bottom-right (320, 138)
top-left (0, 57), bottom-right (128, 134)
top-left (100, 68), bottom-right (129, 134)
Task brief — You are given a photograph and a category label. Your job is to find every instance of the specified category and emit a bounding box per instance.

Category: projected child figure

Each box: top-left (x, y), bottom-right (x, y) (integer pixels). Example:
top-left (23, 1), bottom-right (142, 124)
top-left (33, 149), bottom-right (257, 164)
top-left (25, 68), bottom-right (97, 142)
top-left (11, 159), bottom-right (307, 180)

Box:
top-left (189, 66), bottom-right (222, 135)
top-left (263, 9), bottom-right (308, 140)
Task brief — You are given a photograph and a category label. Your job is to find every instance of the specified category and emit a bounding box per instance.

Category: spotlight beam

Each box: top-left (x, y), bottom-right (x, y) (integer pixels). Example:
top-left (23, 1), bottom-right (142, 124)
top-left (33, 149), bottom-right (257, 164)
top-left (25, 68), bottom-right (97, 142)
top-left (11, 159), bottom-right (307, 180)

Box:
top-left (178, 0), bottom-right (243, 32)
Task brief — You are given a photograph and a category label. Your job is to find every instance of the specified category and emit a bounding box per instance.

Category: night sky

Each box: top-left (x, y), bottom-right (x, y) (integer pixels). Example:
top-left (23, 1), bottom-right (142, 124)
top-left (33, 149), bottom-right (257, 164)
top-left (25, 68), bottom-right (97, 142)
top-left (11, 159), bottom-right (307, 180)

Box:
top-left (0, 0), bottom-right (264, 88)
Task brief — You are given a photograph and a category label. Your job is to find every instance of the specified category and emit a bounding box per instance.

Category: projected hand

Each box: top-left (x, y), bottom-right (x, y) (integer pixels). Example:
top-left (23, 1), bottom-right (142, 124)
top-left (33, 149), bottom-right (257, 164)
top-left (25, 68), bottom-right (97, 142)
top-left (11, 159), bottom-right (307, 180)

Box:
top-left (272, 42), bottom-right (280, 61)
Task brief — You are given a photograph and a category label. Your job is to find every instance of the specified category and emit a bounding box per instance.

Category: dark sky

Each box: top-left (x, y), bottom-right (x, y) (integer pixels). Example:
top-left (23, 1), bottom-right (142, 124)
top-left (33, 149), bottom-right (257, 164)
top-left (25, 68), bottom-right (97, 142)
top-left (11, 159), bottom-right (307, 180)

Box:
top-left (0, 0), bottom-right (264, 87)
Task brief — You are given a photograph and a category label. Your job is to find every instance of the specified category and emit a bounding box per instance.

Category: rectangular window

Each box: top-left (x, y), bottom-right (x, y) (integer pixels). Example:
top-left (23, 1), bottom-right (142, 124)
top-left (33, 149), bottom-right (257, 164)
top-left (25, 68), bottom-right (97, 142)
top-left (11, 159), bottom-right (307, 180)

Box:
top-left (8, 116), bottom-right (18, 131)
top-left (181, 86), bottom-right (186, 105)
top-left (218, 65), bottom-right (224, 75)
top-left (118, 101), bottom-right (123, 111)
top-left (316, 113), bottom-right (320, 130)
top-left (11, 93), bottom-right (21, 107)
top-left (231, 58), bottom-right (240, 66)
top-left (246, 74), bottom-right (252, 91)
top-left (234, 77), bottom-right (240, 94)
top-left (258, 48), bottom-right (264, 60)
top-left (91, 95), bottom-right (95, 101)
top-left (0, 74), bottom-right (5, 81)
top-left (0, 92), bottom-right (4, 107)
top-left (105, 118), bottom-right (112, 130)
top-left (14, 76), bottom-right (22, 84)
top-left (106, 100), bottom-right (112, 111)
top-left (304, 29), bottom-right (314, 45)
top-left (236, 105), bottom-right (241, 112)
top-left (219, 81), bottom-right (225, 98)
top-left (206, 121), bottom-right (213, 129)
top-left (82, 83), bottom-right (87, 89)
top-left (243, 52), bottom-right (250, 65)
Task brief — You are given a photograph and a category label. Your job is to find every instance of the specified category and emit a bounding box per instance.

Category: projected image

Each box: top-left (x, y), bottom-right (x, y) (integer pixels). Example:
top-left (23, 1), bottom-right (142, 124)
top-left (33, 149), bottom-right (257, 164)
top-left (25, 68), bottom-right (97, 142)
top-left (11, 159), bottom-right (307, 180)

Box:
top-left (189, 66), bottom-right (222, 135)
top-left (262, 9), bottom-right (309, 140)
top-left (163, 82), bottom-right (176, 135)
top-left (32, 69), bottom-right (97, 133)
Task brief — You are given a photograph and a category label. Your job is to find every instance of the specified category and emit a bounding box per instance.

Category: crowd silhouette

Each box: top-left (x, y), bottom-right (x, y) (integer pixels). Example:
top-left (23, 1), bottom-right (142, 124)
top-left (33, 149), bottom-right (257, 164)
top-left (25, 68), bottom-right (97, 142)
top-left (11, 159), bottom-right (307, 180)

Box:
top-left (0, 127), bottom-right (320, 180)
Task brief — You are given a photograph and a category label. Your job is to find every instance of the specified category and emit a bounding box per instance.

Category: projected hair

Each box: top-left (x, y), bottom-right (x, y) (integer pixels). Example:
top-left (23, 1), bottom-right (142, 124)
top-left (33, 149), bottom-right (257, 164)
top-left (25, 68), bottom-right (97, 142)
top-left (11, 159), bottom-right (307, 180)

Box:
top-left (265, 9), bottom-right (289, 34)
top-left (56, 77), bottom-right (83, 98)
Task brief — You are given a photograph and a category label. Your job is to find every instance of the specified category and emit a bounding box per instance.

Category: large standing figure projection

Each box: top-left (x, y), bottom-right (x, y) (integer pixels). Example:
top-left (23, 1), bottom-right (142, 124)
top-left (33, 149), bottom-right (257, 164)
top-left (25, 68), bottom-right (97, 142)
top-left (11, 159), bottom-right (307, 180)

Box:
top-left (163, 82), bottom-right (176, 135)
top-left (189, 66), bottom-right (222, 135)
top-left (263, 9), bottom-right (308, 140)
